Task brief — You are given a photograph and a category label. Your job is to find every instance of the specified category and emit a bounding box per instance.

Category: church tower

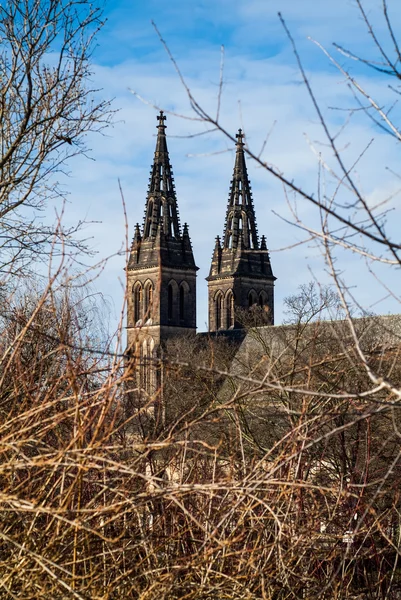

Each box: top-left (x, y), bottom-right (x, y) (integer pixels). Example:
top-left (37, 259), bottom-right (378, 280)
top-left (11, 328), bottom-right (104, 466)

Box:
top-left (207, 130), bottom-right (275, 331)
top-left (126, 112), bottom-right (197, 386)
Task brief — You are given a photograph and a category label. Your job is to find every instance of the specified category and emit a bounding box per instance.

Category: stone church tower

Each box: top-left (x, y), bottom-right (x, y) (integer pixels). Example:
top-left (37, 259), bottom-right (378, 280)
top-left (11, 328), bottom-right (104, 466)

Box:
top-left (207, 130), bottom-right (275, 331)
top-left (126, 112), bottom-right (197, 392)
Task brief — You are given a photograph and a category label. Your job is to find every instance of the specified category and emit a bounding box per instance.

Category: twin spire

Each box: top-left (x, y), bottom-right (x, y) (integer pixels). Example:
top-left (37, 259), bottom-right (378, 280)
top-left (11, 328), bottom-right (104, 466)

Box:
top-left (130, 112), bottom-right (195, 271)
top-left (129, 111), bottom-right (275, 334)
top-left (142, 111), bottom-right (182, 240)
top-left (139, 113), bottom-right (263, 254)
top-left (222, 129), bottom-right (259, 251)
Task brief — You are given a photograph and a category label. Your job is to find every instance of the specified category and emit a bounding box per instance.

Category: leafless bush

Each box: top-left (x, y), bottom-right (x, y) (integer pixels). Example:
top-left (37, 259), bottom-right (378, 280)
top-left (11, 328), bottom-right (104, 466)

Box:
top-left (124, 1), bottom-right (401, 596)
top-left (3, 1), bottom-right (401, 598)
top-left (0, 263), bottom-right (401, 598)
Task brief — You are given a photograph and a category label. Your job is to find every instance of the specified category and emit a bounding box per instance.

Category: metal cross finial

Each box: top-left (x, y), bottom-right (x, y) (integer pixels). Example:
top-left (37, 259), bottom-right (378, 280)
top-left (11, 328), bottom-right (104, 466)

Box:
top-left (236, 129), bottom-right (244, 144)
top-left (157, 111), bottom-right (166, 125)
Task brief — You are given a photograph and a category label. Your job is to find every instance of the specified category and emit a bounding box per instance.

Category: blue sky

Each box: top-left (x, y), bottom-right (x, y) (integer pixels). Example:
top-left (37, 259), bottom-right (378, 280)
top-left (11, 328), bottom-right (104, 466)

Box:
top-left (58, 0), bottom-right (401, 334)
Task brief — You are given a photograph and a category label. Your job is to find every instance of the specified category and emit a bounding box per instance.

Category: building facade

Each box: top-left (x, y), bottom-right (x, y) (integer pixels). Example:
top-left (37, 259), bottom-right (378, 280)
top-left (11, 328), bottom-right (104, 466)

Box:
top-left (207, 129), bottom-right (275, 331)
top-left (126, 114), bottom-right (275, 359)
top-left (126, 112), bottom-right (197, 394)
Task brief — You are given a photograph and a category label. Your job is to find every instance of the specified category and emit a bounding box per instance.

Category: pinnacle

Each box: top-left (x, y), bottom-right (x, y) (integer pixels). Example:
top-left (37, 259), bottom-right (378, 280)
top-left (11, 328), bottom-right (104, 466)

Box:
top-left (236, 128), bottom-right (245, 147)
top-left (222, 128), bottom-right (259, 251)
top-left (142, 112), bottom-right (182, 240)
top-left (157, 110), bottom-right (166, 127)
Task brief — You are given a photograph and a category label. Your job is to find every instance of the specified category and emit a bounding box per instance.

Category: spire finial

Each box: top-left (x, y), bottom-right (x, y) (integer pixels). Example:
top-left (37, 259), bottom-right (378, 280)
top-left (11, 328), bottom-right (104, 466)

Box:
top-left (131, 222), bottom-right (142, 250)
top-left (236, 129), bottom-right (244, 147)
top-left (157, 110), bottom-right (167, 129)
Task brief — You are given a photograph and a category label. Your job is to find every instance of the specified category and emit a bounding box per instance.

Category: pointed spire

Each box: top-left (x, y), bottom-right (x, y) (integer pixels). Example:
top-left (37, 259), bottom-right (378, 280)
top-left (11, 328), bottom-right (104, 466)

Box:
top-left (223, 129), bottom-right (259, 251)
top-left (182, 221), bottom-right (191, 251)
top-left (181, 223), bottom-right (196, 266)
top-left (133, 223), bottom-right (141, 245)
top-left (128, 223), bottom-right (142, 266)
top-left (143, 111), bottom-right (181, 240)
top-left (209, 235), bottom-right (222, 276)
top-left (182, 222), bottom-right (190, 241)
top-left (260, 235), bottom-right (267, 251)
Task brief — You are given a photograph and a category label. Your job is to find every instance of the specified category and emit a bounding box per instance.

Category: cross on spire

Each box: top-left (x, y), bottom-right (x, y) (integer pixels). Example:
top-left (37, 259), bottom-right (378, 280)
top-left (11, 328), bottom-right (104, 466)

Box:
top-left (157, 110), bottom-right (166, 127)
top-left (236, 129), bottom-right (244, 146)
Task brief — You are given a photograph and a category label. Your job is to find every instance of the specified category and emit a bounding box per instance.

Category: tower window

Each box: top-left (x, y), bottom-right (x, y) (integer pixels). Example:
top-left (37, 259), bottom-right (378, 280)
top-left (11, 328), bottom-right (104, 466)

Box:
top-left (169, 204), bottom-right (174, 236)
top-left (168, 283), bottom-right (173, 321)
top-left (144, 283), bottom-right (153, 318)
top-left (133, 283), bottom-right (142, 323)
top-left (179, 285), bottom-right (185, 322)
top-left (226, 291), bottom-right (234, 329)
top-left (248, 290), bottom-right (257, 308)
top-left (145, 200), bottom-right (153, 237)
top-left (215, 293), bottom-right (223, 330)
top-left (259, 291), bottom-right (266, 307)
top-left (142, 339), bottom-right (148, 391)
top-left (226, 214), bottom-right (233, 248)
top-left (248, 218), bottom-right (254, 248)
top-left (149, 338), bottom-right (156, 392)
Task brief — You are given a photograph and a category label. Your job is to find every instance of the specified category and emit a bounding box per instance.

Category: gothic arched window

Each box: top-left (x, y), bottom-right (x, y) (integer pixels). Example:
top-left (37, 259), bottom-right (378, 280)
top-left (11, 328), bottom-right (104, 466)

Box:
top-left (226, 213), bottom-right (233, 248)
top-left (248, 290), bottom-right (257, 308)
top-left (144, 281), bottom-right (153, 318)
top-left (145, 200), bottom-right (153, 237)
top-left (133, 283), bottom-right (143, 324)
top-left (168, 283), bottom-right (173, 321)
top-left (226, 291), bottom-right (234, 329)
top-left (179, 285), bottom-right (185, 322)
top-left (149, 338), bottom-right (156, 393)
top-left (169, 202), bottom-right (174, 237)
top-left (259, 291), bottom-right (268, 307)
top-left (142, 339), bottom-right (148, 392)
top-left (215, 292), bottom-right (223, 330)
top-left (248, 218), bottom-right (254, 248)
